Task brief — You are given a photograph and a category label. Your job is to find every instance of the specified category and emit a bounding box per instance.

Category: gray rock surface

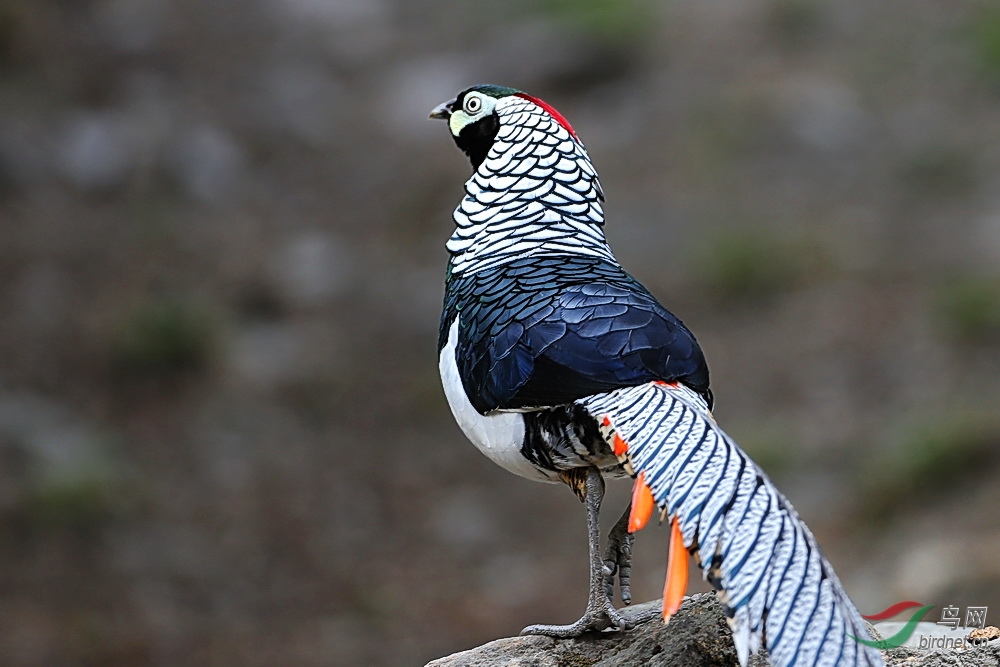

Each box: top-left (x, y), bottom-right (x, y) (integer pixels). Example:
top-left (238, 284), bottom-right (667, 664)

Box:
top-left (426, 594), bottom-right (1000, 667)
top-left (425, 595), bottom-right (764, 667)
top-left (884, 645), bottom-right (1000, 666)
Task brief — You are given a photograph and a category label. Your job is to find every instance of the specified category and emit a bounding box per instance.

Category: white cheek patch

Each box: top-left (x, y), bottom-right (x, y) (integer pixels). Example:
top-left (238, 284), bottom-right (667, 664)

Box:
top-left (450, 110), bottom-right (471, 136)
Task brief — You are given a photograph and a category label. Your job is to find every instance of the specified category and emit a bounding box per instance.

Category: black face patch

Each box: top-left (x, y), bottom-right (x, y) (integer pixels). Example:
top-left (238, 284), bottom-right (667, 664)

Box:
top-left (448, 85), bottom-right (520, 170)
top-left (454, 111), bottom-right (500, 170)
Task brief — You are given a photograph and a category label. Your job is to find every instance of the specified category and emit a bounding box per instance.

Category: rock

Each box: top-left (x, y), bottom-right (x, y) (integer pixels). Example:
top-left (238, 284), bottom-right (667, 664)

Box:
top-left (425, 595), bottom-right (767, 667)
top-left (968, 626), bottom-right (1000, 644)
top-left (425, 594), bottom-right (1000, 667)
top-left (884, 645), bottom-right (1000, 666)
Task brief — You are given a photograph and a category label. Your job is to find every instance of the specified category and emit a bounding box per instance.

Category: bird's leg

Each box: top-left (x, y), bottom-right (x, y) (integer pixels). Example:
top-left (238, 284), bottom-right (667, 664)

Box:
top-left (602, 503), bottom-right (634, 605)
top-left (521, 467), bottom-right (633, 637)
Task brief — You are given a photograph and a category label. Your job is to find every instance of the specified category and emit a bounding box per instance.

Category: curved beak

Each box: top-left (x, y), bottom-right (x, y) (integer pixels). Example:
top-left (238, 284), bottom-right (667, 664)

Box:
top-left (429, 98), bottom-right (455, 121)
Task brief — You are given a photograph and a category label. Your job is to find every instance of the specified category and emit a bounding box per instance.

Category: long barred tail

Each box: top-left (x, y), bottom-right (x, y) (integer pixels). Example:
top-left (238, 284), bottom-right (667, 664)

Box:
top-left (578, 382), bottom-right (883, 667)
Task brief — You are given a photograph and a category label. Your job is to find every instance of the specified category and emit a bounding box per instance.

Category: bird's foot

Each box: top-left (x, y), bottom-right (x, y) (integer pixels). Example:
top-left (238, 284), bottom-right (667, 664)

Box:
top-left (602, 513), bottom-right (634, 605)
top-left (520, 595), bottom-right (633, 638)
top-left (523, 469), bottom-right (633, 638)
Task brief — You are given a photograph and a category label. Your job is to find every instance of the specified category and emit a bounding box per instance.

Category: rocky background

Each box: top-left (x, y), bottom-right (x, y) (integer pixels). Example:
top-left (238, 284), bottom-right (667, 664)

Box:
top-left (2, 1), bottom-right (1000, 665)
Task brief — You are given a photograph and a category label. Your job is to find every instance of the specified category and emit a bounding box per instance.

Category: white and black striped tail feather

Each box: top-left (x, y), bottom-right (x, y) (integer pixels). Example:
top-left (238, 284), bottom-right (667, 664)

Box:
top-left (579, 382), bottom-right (883, 667)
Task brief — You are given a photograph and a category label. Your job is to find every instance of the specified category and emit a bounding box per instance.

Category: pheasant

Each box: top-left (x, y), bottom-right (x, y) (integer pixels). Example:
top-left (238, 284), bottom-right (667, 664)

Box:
top-left (430, 84), bottom-right (882, 666)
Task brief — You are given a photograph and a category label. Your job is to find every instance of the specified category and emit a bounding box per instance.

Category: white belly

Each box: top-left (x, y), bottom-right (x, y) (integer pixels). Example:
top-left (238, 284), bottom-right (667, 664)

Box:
top-left (439, 319), bottom-right (554, 482)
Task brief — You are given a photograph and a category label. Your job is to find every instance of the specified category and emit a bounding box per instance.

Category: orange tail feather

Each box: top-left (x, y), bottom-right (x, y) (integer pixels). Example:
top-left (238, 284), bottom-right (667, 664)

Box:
top-left (663, 515), bottom-right (688, 623)
top-left (628, 471), bottom-right (654, 532)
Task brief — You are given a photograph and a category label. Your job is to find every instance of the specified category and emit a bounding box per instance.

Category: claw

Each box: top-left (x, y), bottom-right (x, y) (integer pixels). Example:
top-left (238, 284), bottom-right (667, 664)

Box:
top-left (603, 503), bottom-right (634, 605)
top-left (608, 532), bottom-right (633, 605)
top-left (619, 539), bottom-right (633, 605)
top-left (521, 605), bottom-right (632, 637)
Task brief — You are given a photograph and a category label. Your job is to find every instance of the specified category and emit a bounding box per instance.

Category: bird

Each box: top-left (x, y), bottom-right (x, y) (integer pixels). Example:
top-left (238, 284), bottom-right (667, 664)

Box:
top-left (429, 84), bottom-right (882, 667)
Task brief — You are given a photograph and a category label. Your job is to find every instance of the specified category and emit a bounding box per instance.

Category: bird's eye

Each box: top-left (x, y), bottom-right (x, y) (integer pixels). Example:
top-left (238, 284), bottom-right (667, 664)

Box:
top-left (464, 95), bottom-right (482, 114)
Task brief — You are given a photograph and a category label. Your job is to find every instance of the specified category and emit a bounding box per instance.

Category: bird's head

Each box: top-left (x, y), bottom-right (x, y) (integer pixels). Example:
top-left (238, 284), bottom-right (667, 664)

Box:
top-left (430, 84), bottom-right (577, 169)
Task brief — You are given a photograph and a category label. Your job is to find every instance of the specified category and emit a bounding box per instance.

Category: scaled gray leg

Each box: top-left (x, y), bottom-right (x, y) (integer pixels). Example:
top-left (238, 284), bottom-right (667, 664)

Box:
top-left (521, 467), bottom-right (633, 637)
top-left (603, 503), bottom-right (634, 605)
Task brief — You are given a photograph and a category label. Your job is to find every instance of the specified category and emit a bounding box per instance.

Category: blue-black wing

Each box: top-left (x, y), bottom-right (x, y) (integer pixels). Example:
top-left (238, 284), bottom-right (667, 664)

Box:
top-left (441, 256), bottom-right (710, 414)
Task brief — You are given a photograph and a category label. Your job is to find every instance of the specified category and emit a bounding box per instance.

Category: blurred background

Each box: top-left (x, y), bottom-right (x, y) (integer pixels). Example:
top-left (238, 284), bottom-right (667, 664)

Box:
top-left (2, 0), bottom-right (1000, 665)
